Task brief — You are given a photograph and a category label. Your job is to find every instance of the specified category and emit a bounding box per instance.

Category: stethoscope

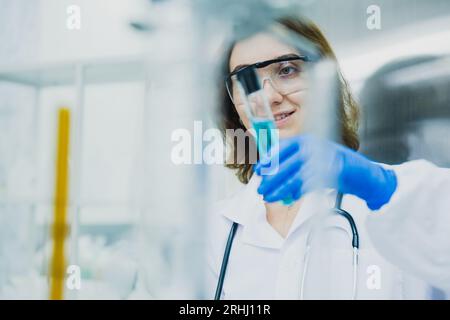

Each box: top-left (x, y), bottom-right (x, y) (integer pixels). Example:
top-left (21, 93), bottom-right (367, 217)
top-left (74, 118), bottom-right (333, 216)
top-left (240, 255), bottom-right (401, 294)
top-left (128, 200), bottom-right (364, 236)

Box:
top-left (214, 192), bottom-right (360, 300)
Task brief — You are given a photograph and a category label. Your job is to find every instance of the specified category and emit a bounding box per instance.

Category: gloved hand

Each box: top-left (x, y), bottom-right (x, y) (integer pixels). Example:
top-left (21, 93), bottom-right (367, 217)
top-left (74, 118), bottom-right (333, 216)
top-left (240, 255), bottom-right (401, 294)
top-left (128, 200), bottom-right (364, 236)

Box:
top-left (254, 134), bottom-right (397, 210)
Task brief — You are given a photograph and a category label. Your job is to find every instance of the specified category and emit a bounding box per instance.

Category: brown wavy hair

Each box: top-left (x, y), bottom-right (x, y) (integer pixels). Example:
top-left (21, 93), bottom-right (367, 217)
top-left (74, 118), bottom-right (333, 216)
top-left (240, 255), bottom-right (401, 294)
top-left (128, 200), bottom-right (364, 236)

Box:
top-left (218, 16), bottom-right (360, 184)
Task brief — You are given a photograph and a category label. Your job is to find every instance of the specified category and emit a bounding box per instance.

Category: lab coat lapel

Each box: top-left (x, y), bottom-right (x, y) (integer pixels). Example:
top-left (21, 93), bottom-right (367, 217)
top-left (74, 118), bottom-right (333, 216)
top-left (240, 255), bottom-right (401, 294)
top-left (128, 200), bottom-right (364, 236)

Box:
top-left (220, 175), bottom-right (261, 225)
top-left (284, 189), bottom-right (338, 239)
top-left (221, 175), bottom-right (320, 249)
top-left (221, 175), bottom-right (284, 249)
top-left (221, 175), bottom-right (343, 250)
top-left (223, 175), bottom-right (344, 249)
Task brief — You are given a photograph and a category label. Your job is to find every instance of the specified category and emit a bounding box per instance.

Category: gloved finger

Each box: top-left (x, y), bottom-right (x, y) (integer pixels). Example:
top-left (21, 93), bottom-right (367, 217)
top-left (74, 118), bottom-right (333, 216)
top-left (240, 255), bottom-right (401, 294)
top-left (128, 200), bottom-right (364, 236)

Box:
top-left (256, 136), bottom-right (313, 176)
top-left (264, 172), bottom-right (303, 203)
top-left (255, 136), bottom-right (301, 174)
top-left (293, 182), bottom-right (303, 200)
top-left (255, 143), bottom-right (280, 172)
top-left (258, 144), bottom-right (305, 178)
top-left (257, 152), bottom-right (303, 195)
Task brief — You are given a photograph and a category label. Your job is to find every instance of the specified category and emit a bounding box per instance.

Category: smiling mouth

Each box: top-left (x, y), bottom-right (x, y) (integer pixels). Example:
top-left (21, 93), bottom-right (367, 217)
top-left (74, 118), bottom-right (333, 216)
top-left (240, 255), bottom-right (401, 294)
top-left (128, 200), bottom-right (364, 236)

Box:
top-left (274, 110), bottom-right (296, 122)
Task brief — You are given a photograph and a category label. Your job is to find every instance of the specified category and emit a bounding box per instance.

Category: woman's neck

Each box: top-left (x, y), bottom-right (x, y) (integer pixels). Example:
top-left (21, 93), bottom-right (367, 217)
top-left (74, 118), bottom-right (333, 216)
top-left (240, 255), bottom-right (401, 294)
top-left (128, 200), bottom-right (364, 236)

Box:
top-left (265, 199), bottom-right (303, 238)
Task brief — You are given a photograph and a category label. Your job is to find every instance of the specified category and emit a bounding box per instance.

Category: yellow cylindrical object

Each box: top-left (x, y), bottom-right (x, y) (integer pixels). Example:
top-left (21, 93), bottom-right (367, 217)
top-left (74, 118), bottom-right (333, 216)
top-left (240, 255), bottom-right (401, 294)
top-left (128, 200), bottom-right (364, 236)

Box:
top-left (49, 108), bottom-right (71, 300)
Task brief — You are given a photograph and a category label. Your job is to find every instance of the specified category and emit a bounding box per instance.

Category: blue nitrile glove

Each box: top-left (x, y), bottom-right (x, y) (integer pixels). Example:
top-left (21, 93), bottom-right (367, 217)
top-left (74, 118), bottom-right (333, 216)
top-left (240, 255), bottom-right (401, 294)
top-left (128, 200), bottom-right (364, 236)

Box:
top-left (254, 134), bottom-right (397, 210)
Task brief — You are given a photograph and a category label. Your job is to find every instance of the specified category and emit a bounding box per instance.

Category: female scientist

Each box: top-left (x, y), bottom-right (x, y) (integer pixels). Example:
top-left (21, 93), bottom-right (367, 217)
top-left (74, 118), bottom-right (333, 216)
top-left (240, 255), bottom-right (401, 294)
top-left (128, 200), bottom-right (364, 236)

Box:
top-left (207, 16), bottom-right (450, 299)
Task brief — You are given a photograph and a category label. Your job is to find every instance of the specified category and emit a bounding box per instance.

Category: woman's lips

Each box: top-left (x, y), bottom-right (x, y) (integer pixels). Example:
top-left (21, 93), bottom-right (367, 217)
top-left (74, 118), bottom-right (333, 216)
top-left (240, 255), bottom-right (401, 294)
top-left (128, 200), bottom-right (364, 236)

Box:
top-left (274, 110), bottom-right (296, 128)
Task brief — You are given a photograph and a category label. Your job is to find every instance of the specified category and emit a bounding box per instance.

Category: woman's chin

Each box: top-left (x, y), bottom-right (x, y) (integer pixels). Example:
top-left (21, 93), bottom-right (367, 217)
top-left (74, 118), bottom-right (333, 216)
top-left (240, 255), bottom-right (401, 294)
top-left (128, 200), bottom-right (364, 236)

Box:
top-left (279, 126), bottom-right (302, 139)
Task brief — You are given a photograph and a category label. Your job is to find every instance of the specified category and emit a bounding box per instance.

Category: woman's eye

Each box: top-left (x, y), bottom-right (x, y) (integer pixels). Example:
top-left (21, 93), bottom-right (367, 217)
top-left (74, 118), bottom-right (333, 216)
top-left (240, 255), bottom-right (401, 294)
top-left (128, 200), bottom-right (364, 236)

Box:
top-left (279, 65), bottom-right (299, 77)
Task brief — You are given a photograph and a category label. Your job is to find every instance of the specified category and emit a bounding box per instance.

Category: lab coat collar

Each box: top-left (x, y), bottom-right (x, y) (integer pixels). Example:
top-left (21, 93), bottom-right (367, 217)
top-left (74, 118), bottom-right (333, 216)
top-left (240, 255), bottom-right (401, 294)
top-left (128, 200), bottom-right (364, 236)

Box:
top-left (221, 174), bottom-right (338, 250)
top-left (221, 175), bottom-right (265, 226)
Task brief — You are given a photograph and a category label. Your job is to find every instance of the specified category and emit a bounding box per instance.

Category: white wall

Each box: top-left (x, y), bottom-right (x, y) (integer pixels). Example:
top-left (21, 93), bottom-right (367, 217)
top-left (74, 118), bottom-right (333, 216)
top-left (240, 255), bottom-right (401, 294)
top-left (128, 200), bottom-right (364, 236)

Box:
top-left (37, 0), bottom-right (148, 63)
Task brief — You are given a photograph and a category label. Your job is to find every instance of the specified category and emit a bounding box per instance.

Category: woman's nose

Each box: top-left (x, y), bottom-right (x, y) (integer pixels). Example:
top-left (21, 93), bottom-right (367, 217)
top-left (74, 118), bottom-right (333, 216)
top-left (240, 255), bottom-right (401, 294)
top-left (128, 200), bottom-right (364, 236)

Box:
top-left (262, 78), bottom-right (283, 105)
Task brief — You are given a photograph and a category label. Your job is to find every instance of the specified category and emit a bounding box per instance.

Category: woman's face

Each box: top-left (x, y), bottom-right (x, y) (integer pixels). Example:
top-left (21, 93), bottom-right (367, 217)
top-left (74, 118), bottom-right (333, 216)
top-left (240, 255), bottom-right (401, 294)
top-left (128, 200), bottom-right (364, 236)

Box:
top-left (229, 33), bottom-right (307, 138)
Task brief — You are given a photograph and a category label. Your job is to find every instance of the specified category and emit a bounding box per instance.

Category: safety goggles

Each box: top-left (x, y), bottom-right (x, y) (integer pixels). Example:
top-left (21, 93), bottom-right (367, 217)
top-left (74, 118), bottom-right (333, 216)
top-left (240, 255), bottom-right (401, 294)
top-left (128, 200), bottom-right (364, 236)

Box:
top-left (225, 54), bottom-right (310, 105)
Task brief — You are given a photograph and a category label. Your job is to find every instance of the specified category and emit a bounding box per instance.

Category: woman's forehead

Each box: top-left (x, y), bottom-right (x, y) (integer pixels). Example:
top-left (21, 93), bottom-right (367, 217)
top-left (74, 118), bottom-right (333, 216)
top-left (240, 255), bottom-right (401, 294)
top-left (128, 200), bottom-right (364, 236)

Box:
top-left (229, 33), bottom-right (299, 71)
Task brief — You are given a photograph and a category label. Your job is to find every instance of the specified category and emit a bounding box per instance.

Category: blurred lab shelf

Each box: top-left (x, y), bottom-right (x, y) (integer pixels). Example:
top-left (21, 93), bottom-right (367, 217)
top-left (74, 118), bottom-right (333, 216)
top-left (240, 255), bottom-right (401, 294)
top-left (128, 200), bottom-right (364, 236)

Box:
top-left (0, 197), bottom-right (140, 224)
top-left (79, 224), bottom-right (135, 244)
top-left (0, 56), bottom-right (148, 87)
top-left (0, 56), bottom-right (149, 227)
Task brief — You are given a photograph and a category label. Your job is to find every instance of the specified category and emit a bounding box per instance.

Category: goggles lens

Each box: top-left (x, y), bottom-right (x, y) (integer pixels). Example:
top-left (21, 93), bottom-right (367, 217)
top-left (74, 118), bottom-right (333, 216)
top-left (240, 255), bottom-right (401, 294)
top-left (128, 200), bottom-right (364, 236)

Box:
top-left (226, 57), bottom-right (308, 105)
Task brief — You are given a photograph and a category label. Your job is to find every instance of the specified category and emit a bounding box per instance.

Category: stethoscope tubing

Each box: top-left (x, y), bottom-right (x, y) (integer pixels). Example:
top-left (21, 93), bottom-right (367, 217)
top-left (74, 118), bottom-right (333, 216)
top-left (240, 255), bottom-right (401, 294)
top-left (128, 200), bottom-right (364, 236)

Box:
top-left (214, 192), bottom-right (359, 300)
top-left (214, 221), bottom-right (239, 300)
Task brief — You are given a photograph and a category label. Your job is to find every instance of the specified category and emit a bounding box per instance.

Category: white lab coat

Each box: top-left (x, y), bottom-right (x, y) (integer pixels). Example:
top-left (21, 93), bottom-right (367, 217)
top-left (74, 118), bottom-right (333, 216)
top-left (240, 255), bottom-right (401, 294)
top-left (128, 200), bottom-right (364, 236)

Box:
top-left (206, 159), bottom-right (450, 299)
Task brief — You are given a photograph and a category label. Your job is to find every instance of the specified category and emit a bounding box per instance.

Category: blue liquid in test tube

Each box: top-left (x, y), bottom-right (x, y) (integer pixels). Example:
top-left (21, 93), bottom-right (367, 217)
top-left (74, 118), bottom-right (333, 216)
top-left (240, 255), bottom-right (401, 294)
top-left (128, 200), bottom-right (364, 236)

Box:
top-left (252, 118), bottom-right (294, 206)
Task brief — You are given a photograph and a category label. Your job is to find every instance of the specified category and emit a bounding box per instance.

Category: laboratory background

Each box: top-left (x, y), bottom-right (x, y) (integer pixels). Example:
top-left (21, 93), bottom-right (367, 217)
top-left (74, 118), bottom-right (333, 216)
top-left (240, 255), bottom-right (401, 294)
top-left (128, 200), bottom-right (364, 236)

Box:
top-left (1, 0), bottom-right (450, 300)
